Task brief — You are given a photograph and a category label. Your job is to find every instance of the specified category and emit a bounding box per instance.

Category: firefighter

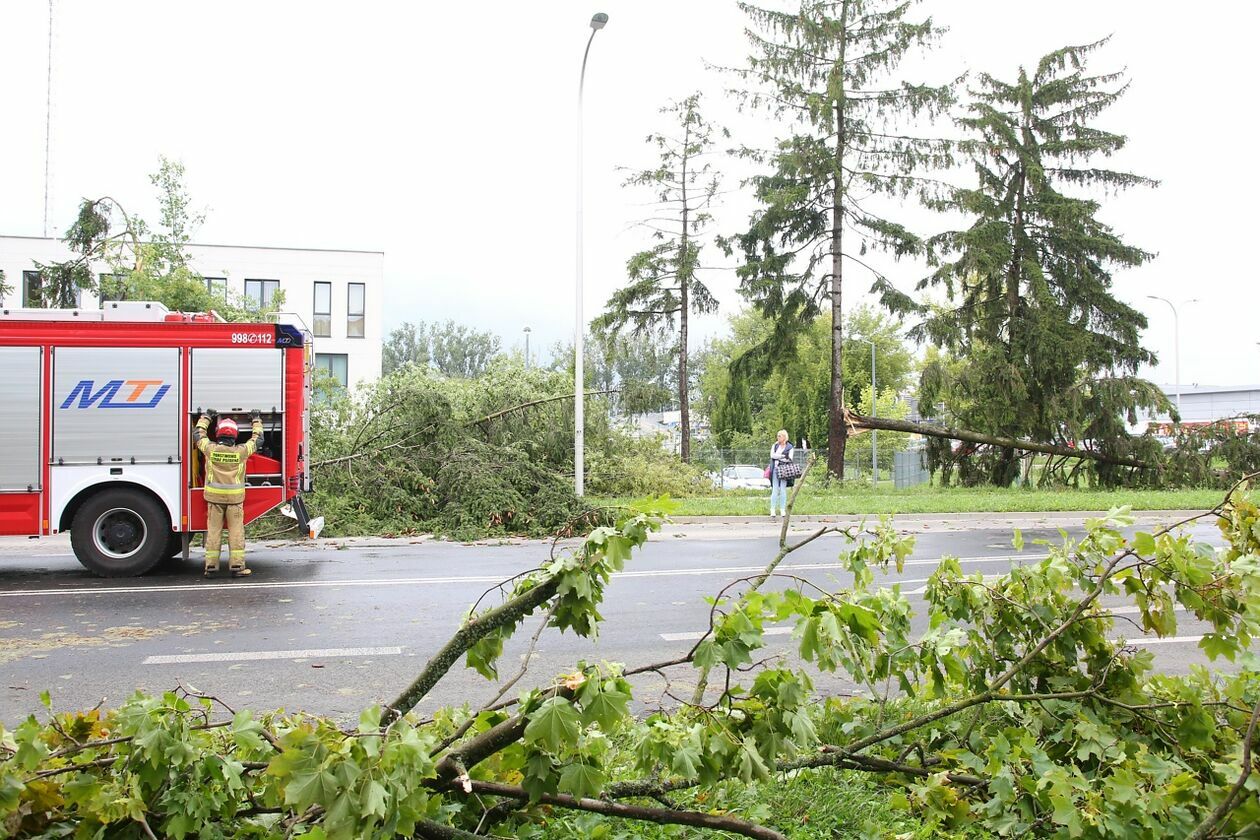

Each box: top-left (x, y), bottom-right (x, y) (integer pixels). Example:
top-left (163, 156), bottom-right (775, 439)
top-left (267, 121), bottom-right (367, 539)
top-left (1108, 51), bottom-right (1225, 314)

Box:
top-left (194, 409), bottom-right (264, 577)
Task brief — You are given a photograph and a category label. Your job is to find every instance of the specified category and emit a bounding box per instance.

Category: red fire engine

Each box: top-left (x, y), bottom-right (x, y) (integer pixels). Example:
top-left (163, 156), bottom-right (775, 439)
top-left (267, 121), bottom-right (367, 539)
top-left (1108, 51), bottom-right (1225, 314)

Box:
top-left (0, 301), bottom-right (319, 576)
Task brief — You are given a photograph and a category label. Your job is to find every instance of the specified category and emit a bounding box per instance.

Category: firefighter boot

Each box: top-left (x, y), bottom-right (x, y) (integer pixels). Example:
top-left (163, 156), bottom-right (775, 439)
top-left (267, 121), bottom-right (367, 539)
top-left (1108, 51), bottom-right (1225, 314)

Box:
top-left (204, 503), bottom-right (226, 575)
top-left (226, 503), bottom-right (251, 577)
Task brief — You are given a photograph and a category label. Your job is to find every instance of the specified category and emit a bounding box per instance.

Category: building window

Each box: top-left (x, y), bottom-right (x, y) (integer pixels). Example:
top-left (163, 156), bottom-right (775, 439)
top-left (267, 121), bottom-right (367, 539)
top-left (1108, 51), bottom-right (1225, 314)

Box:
top-left (204, 277), bottom-right (227, 300)
top-left (347, 283), bottom-right (365, 338)
top-left (244, 278), bottom-right (279, 309)
top-left (98, 273), bottom-right (127, 306)
top-left (313, 281), bottom-right (332, 338)
top-left (314, 353), bottom-right (348, 389)
top-left (22, 271), bottom-right (43, 307)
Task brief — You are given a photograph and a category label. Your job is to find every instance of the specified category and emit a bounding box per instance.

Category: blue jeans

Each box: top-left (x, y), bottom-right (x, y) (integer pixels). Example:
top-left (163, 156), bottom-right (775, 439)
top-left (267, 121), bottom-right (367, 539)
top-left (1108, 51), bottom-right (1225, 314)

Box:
top-left (770, 472), bottom-right (788, 514)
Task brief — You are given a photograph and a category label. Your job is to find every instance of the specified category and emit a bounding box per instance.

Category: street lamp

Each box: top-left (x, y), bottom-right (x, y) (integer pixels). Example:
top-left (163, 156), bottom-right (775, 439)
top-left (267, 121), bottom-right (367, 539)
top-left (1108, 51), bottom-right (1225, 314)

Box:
top-left (859, 338), bottom-right (877, 488)
top-left (1146, 295), bottom-right (1197, 420)
top-left (523, 326), bottom-right (531, 370)
top-left (575, 11), bottom-right (608, 497)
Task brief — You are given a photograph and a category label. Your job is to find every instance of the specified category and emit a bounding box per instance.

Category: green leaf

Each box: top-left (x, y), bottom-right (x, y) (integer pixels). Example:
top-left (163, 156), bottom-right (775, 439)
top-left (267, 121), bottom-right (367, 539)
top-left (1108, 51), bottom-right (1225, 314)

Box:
top-left (231, 710), bottom-right (269, 754)
top-left (579, 679), bottom-right (630, 731)
top-left (558, 762), bottom-right (607, 799)
top-left (736, 737), bottom-right (771, 783)
top-left (358, 706), bottom-right (383, 734)
top-left (361, 779), bottom-right (388, 818)
top-left (523, 697), bottom-right (582, 753)
top-left (1133, 531), bottom-right (1156, 556)
top-left (522, 751), bottom-right (557, 802)
top-left (1199, 633), bottom-right (1239, 662)
top-left (671, 742), bottom-right (702, 779)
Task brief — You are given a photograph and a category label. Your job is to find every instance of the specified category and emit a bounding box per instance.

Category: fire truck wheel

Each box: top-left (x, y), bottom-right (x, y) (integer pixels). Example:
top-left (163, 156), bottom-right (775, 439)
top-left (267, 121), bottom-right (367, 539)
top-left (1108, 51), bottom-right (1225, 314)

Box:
top-left (70, 489), bottom-right (170, 577)
top-left (162, 532), bottom-right (186, 561)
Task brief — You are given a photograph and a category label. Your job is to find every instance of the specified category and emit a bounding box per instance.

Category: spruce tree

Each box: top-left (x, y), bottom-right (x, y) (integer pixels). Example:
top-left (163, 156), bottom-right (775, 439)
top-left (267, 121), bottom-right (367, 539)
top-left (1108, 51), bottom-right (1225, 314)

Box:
top-left (725, 0), bottom-right (954, 477)
top-left (594, 94), bottom-right (723, 462)
top-left (890, 39), bottom-right (1165, 485)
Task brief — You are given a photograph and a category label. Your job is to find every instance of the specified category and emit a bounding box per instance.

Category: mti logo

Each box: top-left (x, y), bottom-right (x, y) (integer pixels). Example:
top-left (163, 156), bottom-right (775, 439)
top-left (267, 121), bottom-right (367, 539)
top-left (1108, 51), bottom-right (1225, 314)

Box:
top-left (60, 379), bottom-right (171, 409)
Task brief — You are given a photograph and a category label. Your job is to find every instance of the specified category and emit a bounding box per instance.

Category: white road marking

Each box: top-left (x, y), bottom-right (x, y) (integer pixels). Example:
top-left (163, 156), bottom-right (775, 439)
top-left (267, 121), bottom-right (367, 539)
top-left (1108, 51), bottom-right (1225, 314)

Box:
top-left (1120, 635), bottom-right (1204, 646)
top-left (143, 646), bottom-right (402, 665)
top-left (1108, 604), bottom-right (1190, 616)
top-left (0, 554), bottom-right (1048, 599)
top-left (661, 626), bottom-right (796, 642)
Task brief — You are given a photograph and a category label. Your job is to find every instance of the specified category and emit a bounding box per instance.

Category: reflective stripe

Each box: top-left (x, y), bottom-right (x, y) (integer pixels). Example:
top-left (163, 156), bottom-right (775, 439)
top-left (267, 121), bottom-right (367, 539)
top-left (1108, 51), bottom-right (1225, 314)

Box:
top-left (207, 482), bottom-right (246, 491)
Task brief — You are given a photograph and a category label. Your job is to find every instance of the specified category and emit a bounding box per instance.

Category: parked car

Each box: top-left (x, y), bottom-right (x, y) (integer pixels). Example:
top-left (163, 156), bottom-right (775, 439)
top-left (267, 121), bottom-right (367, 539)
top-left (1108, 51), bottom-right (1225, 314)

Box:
top-left (717, 464), bottom-right (771, 490)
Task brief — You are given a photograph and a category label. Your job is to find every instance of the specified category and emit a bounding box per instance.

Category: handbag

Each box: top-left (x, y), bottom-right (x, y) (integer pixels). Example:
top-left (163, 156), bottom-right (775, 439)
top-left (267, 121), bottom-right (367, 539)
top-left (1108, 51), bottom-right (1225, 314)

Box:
top-left (763, 466), bottom-right (772, 479)
top-left (777, 459), bottom-right (804, 481)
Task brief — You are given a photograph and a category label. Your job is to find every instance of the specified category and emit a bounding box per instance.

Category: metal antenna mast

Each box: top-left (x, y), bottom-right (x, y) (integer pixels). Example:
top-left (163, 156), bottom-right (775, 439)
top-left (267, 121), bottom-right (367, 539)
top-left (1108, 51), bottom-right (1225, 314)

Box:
top-left (43, 0), bottom-right (54, 237)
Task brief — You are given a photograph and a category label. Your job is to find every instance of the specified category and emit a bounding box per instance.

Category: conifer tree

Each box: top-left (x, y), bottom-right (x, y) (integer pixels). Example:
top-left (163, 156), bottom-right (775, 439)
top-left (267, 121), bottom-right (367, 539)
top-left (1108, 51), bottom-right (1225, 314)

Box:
top-left (725, 0), bottom-right (954, 477)
top-left (885, 39), bottom-right (1166, 485)
top-left (594, 94), bottom-right (723, 462)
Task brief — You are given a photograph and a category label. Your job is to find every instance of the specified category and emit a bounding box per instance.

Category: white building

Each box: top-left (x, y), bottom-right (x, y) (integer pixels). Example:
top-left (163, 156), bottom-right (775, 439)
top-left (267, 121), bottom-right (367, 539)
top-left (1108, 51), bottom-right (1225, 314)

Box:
top-left (1138, 385), bottom-right (1260, 433)
top-left (0, 235), bottom-right (383, 387)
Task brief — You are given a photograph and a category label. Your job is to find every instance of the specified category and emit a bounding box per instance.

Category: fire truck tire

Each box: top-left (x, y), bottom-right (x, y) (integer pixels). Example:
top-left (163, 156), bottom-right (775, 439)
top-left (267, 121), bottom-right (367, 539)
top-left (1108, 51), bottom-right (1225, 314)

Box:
top-left (70, 489), bottom-right (170, 578)
top-left (162, 532), bottom-right (185, 560)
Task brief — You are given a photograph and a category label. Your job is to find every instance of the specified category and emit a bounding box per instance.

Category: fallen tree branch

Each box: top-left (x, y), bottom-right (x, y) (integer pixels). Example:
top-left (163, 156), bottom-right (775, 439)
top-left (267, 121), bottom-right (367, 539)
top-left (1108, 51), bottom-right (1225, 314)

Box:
top-left (844, 409), bottom-right (1147, 468)
top-left (471, 389), bottom-right (620, 428)
top-left (1186, 696), bottom-right (1260, 840)
top-left (384, 575), bottom-right (562, 723)
top-left (465, 779), bottom-right (786, 840)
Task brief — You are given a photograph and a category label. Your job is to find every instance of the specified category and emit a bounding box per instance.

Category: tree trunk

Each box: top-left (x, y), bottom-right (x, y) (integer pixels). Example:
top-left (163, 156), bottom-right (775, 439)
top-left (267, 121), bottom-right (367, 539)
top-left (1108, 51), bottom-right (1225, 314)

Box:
top-left (845, 412), bottom-right (1146, 469)
top-left (993, 164), bottom-right (1027, 486)
top-left (826, 0), bottom-right (851, 480)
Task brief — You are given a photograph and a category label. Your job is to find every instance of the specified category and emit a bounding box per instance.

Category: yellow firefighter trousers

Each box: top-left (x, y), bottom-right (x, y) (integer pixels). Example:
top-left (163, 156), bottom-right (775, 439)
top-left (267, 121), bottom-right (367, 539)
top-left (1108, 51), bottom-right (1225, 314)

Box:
top-left (205, 502), bottom-right (246, 568)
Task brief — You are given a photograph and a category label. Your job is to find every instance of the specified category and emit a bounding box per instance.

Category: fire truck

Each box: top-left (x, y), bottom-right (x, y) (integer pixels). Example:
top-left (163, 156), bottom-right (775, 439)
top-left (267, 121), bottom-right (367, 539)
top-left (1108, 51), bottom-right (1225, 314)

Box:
top-left (0, 301), bottom-right (320, 577)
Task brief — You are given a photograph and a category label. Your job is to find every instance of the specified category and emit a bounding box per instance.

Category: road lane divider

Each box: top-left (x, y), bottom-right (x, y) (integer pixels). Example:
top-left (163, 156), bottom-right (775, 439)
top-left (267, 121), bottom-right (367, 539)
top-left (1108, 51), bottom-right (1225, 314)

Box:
top-left (0, 554), bottom-right (1051, 600)
top-left (143, 646), bottom-right (403, 665)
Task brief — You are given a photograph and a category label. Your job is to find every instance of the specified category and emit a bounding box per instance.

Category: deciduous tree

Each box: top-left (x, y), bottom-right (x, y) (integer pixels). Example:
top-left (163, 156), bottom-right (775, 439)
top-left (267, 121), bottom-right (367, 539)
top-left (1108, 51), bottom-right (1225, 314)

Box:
top-left (383, 320), bottom-right (502, 378)
top-left (34, 157), bottom-right (275, 320)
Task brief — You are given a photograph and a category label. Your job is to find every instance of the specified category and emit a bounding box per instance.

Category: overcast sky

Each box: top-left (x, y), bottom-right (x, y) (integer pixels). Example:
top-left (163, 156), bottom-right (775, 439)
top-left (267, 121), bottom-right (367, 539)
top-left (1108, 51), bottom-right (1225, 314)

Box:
top-left (2, 1), bottom-right (1257, 389)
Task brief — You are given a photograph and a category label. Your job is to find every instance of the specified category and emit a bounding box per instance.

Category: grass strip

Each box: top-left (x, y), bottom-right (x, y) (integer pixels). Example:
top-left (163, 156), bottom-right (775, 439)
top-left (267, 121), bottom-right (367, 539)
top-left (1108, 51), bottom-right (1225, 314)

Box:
top-left (592, 486), bottom-right (1222, 517)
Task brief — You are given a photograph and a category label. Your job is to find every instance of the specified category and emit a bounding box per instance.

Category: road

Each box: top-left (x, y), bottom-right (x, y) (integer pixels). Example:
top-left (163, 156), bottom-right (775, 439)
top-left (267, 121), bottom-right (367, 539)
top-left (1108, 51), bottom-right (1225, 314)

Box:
top-left (0, 511), bottom-right (1237, 726)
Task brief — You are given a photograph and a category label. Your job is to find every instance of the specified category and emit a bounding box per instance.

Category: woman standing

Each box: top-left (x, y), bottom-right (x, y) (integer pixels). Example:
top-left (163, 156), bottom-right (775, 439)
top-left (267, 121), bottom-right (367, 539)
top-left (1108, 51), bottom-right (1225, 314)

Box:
top-left (768, 429), bottom-right (794, 519)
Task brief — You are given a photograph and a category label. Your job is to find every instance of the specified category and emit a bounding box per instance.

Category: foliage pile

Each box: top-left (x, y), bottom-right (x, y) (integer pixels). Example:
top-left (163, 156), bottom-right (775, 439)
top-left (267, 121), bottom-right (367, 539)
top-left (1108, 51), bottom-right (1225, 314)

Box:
top-left (301, 360), bottom-right (618, 540)
top-left (923, 416), bottom-right (1260, 491)
top-left (5, 474), bottom-right (1260, 838)
top-left (585, 433), bottom-right (714, 498)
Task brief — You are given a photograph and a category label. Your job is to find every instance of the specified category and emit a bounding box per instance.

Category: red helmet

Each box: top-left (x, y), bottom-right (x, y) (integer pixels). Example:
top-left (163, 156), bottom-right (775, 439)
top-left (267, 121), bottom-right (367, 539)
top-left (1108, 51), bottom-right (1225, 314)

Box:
top-left (216, 416), bottom-right (239, 438)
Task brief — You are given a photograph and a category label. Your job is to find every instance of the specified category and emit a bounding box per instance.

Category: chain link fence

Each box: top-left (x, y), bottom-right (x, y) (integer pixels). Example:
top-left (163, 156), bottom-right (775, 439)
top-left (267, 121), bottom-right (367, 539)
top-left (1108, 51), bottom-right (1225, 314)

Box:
top-left (692, 443), bottom-right (931, 490)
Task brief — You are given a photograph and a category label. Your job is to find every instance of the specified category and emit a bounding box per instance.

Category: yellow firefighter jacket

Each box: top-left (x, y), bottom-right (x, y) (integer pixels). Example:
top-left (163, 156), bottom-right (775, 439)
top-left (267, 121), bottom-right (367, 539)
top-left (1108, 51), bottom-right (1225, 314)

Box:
top-left (194, 416), bottom-right (264, 504)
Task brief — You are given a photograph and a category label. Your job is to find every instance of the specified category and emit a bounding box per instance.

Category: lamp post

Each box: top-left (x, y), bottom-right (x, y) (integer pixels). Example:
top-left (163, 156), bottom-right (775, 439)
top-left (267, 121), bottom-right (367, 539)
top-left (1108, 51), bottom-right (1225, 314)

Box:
top-left (859, 338), bottom-right (877, 488)
top-left (1146, 295), bottom-right (1197, 420)
top-left (575, 11), bottom-right (608, 497)
top-left (523, 326), bottom-right (531, 370)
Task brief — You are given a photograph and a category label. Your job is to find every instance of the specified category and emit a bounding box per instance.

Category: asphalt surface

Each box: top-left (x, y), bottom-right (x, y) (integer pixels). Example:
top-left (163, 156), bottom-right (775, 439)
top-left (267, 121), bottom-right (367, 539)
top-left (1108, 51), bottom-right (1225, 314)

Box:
top-left (0, 511), bottom-right (1239, 726)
